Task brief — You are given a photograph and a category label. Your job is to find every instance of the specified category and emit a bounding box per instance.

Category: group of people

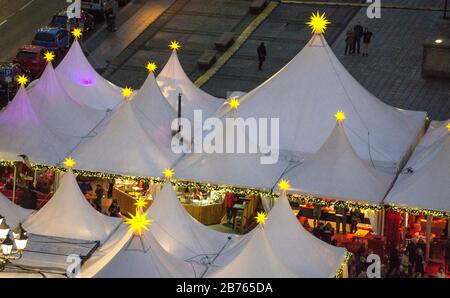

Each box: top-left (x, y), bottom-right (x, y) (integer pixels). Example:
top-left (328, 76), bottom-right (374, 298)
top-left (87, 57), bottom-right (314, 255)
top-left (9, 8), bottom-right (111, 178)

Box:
top-left (78, 180), bottom-right (121, 217)
top-left (345, 22), bottom-right (373, 56)
top-left (311, 222), bottom-right (338, 246)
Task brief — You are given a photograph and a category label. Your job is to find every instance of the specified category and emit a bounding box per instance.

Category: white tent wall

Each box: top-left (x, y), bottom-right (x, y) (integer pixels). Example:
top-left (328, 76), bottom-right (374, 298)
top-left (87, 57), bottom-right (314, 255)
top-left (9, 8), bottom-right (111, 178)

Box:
top-left (0, 192), bottom-right (33, 229)
top-left (148, 181), bottom-right (236, 261)
top-left (23, 169), bottom-right (121, 242)
top-left (0, 88), bottom-right (79, 164)
top-left (28, 62), bottom-right (107, 138)
top-left (157, 50), bottom-right (225, 122)
top-left (284, 123), bottom-right (394, 205)
top-left (56, 39), bottom-right (122, 111)
top-left (229, 34), bottom-right (426, 167)
top-left (384, 120), bottom-right (450, 213)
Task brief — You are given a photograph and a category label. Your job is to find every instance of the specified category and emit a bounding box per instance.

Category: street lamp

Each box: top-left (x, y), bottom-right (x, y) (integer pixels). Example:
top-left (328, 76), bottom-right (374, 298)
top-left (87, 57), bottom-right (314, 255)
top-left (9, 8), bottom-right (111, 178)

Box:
top-left (0, 216), bottom-right (28, 272)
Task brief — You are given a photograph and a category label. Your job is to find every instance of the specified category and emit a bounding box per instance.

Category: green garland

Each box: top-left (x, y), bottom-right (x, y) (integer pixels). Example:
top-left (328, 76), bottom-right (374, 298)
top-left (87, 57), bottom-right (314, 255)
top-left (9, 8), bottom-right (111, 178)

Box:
top-left (387, 204), bottom-right (450, 219)
top-left (334, 251), bottom-right (352, 278)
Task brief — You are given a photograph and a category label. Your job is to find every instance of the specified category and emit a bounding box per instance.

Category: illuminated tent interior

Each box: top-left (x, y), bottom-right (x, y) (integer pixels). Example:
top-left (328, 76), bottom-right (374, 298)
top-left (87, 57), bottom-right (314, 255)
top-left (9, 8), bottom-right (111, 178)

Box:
top-left (0, 87), bottom-right (79, 164)
top-left (157, 49), bottom-right (225, 122)
top-left (228, 33), bottom-right (426, 169)
top-left (23, 169), bottom-right (121, 243)
top-left (283, 120), bottom-right (395, 205)
top-left (384, 121), bottom-right (450, 213)
top-left (0, 192), bottom-right (33, 229)
top-left (56, 39), bottom-right (122, 111)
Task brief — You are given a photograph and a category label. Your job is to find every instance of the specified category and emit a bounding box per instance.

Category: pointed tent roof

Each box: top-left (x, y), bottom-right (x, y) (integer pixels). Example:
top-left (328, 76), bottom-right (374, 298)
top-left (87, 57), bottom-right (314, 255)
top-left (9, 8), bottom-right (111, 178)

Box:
top-left (157, 50), bottom-right (224, 121)
top-left (0, 87), bottom-right (78, 164)
top-left (148, 181), bottom-right (235, 260)
top-left (72, 98), bottom-right (178, 177)
top-left (264, 193), bottom-right (347, 277)
top-left (0, 192), bottom-right (33, 229)
top-left (29, 62), bottom-right (106, 138)
top-left (56, 39), bottom-right (122, 110)
top-left (90, 227), bottom-right (203, 278)
top-left (284, 123), bottom-right (393, 204)
top-left (232, 34), bottom-right (426, 166)
top-left (385, 121), bottom-right (450, 212)
top-left (23, 169), bottom-right (120, 242)
top-left (207, 226), bottom-right (299, 278)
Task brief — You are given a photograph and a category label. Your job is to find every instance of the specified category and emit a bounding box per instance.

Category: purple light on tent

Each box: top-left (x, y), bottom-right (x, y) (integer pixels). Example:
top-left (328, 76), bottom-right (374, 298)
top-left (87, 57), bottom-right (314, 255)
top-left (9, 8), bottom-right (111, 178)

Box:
top-left (81, 77), bottom-right (94, 86)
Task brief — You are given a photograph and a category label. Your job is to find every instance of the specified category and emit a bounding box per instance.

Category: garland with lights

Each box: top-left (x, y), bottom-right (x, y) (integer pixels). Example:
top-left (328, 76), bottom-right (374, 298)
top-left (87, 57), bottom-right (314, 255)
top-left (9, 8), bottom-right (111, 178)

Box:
top-left (334, 251), bottom-right (352, 278)
top-left (387, 204), bottom-right (449, 219)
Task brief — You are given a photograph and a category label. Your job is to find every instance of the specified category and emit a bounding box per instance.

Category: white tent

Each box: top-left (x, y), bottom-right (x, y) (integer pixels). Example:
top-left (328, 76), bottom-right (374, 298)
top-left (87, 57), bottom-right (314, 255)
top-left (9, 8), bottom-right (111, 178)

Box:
top-left (0, 192), bottom-right (33, 229)
top-left (157, 50), bottom-right (225, 122)
top-left (85, 225), bottom-right (203, 278)
top-left (385, 121), bottom-right (450, 212)
top-left (284, 123), bottom-right (394, 204)
top-left (56, 39), bottom-right (122, 110)
top-left (207, 226), bottom-right (299, 278)
top-left (228, 33), bottom-right (426, 167)
top-left (148, 181), bottom-right (235, 261)
top-left (28, 62), bottom-right (107, 138)
top-left (23, 169), bottom-right (121, 242)
top-left (0, 87), bottom-right (79, 164)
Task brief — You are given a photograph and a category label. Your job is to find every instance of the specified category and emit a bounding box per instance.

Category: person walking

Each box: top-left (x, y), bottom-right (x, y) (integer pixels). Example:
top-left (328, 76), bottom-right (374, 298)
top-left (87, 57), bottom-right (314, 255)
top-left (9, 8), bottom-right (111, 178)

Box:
top-left (354, 22), bottom-right (364, 54)
top-left (257, 42), bottom-right (266, 70)
top-left (94, 184), bottom-right (104, 212)
top-left (345, 28), bottom-right (355, 55)
top-left (312, 204), bottom-right (322, 228)
top-left (362, 27), bottom-right (373, 56)
top-left (334, 204), bottom-right (348, 234)
top-left (224, 191), bottom-right (237, 224)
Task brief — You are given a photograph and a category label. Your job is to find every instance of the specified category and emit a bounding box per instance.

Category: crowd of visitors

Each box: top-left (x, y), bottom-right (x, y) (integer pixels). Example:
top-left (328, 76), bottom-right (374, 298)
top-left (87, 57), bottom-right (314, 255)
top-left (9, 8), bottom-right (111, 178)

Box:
top-left (345, 22), bottom-right (373, 56)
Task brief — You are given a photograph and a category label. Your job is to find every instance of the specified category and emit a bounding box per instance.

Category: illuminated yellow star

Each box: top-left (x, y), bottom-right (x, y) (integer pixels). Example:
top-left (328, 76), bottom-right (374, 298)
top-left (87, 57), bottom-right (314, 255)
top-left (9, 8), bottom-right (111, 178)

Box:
top-left (228, 97), bottom-right (240, 110)
top-left (306, 11), bottom-right (331, 34)
top-left (163, 168), bottom-right (174, 179)
top-left (16, 74), bottom-right (29, 87)
top-left (63, 157), bottom-right (76, 168)
top-left (169, 40), bottom-right (181, 51)
top-left (255, 211), bottom-right (267, 225)
top-left (446, 122), bottom-right (450, 132)
top-left (44, 51), bottom-right (55, 62)
top-left (278, 179), bottom-right (290, 192)
top-left (71, 27), bottom-right (82, 39)
top-left (146, 61), bottom-right (157, 73)
top-left (134, 197), bottom-right (148, 210)
top-left (335, 110), bottom-right (346, 124)
top-left (122, 86), bottom-right (133, 98)
top-left (124, 209), bottom-right (152, 236)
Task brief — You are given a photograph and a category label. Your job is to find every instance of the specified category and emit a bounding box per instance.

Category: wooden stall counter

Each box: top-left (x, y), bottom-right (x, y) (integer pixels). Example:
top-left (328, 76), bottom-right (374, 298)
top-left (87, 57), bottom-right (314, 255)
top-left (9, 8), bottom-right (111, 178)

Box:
top-left (183, 203), bottom-right (225, 225)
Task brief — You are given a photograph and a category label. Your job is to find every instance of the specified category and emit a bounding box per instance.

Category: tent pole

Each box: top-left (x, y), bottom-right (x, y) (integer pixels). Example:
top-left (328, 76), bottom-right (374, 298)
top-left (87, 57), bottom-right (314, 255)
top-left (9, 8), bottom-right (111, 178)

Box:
top-left (33, 169), bottom-right (37, 188)
top-left (379, 207), bottom-right (385, 236)
top-left (447, 219), bottom-right (450, 240)
top-left (12, 165), bottom-right (17, 203)
top-left (426, 215), bottom-right (432, 260)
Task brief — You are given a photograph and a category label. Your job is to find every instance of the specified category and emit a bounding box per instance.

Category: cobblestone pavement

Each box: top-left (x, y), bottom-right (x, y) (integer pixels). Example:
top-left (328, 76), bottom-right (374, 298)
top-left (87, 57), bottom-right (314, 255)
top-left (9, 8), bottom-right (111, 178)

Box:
top-left (104, 0), bottom-right (450, 120)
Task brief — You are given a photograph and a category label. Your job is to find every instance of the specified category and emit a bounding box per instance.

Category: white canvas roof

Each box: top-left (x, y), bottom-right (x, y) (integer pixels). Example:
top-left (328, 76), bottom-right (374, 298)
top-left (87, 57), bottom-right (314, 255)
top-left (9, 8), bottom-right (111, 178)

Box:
top-left (56, 39), bottom-right (122, 110)
top-left (28, 62), bottom-right (107, 138)
top-left (385, 121), bottom-right (450, 212)
top-left (0, 87), bottom-right (79, 164)
top-left (157, 50), bottom-right (225, 121)
top-left (229, 34), bottom-right (426, 167)
top-left (87, 225), bottom-right (203, 278)
top-left (284, 123), bottom-right (394, 204)
top-left (23, 169), bottom-right (121, 242)
top-left (148, 181), bottom-right (235, 261)
top-left (0, 192), bottom-right (33, 229)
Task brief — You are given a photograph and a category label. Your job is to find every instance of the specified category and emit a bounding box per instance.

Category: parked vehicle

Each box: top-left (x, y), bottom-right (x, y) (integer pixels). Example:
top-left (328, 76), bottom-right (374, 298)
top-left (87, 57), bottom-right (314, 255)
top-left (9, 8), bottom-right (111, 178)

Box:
top-left (81, 0), bottom-right (113, 19)
top-left (31, 27), bottom-right (70, 57)
top-left (13, 45), bottom-right (47, 78)
top-left (49, 10), bottom-right (95, 33)
top-left (0, 63), bottom-right (21, 102)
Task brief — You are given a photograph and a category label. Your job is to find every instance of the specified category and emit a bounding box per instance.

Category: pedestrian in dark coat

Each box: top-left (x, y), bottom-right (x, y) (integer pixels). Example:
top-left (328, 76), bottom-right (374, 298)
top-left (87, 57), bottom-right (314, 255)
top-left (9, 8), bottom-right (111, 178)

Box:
top-left (257, 42), bottom-right (267, 70)
top-left (345, 29), bottom-right (356, 55)
top-left (353, 22), bottom-right (364, 54)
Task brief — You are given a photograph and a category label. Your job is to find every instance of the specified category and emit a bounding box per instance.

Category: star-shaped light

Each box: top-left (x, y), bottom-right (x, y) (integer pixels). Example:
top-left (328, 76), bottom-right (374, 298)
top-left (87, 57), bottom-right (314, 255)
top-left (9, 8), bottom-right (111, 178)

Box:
top-left (278, 179), bottom-right (290, 192)
top-left (446, 122), bottom-right (450, 132)
top-left (122, 87), bottom-right (133, 98)
top-left (134, 197), bottom-right (148, 210)
top-left (228, 97), bottom-right (240, 110)
top-left (44, 51), bottom-right (55, 62)
top-left (124, 209), bottom-right (152, 236)
top-left (306, 11), bottom-right (331, 34)
top-left (71, 27), bottom-right (82, 39)
top-left (163, 168), bottom-right (174, 179)
top-left (16, 74), bottom-right (29, 87)
top-left (335, 110), bottom-right (346, 124)
top-left (255, 211), bottom-right (267, 225)
top-left (63, 157), bottom-right (76, 168)
top-left (146, 61), bottom-right (157, 73)
top-left (169, 40), bottom-right (181, 51)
